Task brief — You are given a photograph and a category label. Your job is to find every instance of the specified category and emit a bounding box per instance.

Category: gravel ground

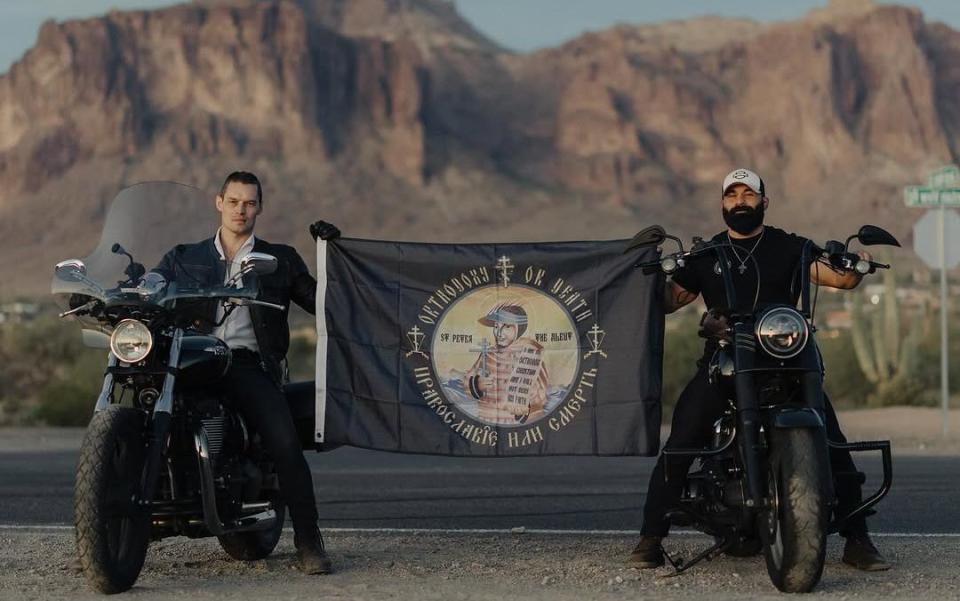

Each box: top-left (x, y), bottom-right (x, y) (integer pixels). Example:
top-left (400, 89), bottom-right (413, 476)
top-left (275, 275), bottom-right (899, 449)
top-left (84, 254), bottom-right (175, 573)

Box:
top-left (3, 407), bottom-right (959, 600)
top-left (3, 529), bottom-right (959, 601)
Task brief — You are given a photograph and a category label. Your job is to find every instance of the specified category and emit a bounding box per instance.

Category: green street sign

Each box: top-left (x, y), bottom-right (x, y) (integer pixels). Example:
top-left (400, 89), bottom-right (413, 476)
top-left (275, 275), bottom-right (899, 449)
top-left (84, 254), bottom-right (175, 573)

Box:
top-left (930, 165), bottom-right (960, 188)
top-left (905, 187), bottom-right (960, 207)
top-left (904, 165), bottom-right (960, 207)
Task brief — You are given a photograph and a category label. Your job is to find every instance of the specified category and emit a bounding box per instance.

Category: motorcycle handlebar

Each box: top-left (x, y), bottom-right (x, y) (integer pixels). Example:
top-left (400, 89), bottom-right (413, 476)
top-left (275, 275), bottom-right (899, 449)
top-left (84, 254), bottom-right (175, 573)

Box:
top-left (826, 251), bottom-right (889, 275)
top-left (635, 233), bottom-right (893, 279)
top-left (229, 297), bottom-right (285, 311)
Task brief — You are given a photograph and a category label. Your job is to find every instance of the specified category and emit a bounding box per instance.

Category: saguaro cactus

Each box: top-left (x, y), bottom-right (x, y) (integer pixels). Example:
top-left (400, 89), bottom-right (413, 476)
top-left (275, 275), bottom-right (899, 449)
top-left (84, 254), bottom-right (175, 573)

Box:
top-left (849, 264), bottom-right (927, 403)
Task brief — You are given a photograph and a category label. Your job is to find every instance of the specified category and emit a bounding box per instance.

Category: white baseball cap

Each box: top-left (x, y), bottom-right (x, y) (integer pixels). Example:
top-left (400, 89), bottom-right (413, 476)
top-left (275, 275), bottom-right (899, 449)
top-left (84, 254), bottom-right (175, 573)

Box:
top-left (722, 168), bottom-right (765, 196)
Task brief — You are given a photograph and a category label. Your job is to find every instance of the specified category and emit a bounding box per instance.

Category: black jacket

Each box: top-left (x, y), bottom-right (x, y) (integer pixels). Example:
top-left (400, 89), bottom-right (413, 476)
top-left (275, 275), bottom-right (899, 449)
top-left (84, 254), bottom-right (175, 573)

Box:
top-left (155, 236), bottom-right (316, 384)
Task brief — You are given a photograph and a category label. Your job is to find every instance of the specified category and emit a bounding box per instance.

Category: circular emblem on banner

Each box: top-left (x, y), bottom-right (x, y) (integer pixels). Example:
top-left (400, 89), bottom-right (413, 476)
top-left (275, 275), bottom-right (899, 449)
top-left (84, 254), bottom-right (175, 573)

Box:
top-left (431, 285), bottom-right (580, 427)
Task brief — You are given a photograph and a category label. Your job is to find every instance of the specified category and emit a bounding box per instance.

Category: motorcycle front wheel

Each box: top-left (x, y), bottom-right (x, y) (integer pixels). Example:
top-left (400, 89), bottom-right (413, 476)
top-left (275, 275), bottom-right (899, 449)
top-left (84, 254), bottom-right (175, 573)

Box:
top-left (761, 427), bottom-right (830, 593)
top-left (74, 406), bottom-right (151, 594)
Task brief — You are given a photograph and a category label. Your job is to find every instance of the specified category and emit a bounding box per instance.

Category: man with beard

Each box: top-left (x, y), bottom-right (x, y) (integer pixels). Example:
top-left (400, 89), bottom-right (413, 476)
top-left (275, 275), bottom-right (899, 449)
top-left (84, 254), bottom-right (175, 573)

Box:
top-left (628, 168), bottom-right (890, 571)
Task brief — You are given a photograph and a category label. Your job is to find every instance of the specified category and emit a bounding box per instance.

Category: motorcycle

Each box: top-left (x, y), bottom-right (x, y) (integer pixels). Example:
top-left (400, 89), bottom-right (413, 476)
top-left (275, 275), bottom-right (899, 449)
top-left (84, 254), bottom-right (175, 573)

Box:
top-left (53, 182), bottom-right (290, 594)
top-left (628, 224), bottom-right (899, 592)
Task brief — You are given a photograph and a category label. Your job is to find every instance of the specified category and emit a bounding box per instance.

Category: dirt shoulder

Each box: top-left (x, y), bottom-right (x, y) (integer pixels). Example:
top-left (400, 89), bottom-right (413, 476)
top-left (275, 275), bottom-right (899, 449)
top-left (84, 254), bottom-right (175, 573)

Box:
top-left (3, 529), bottom-right (959, 601)
top-left (827, 407), bottom-right (960, 456)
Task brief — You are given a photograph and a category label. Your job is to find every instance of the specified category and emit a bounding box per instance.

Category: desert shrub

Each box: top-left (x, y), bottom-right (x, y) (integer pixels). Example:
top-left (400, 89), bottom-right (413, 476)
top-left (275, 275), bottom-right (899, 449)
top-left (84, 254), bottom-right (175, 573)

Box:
top-left (661, 311), bottom-right (706, 418)
top-left (818, 330), bottom-right (873, 408)
top-left (0, 316), bottom-right (105, 424)
top-left (34, 351), bottom-right (104, 426)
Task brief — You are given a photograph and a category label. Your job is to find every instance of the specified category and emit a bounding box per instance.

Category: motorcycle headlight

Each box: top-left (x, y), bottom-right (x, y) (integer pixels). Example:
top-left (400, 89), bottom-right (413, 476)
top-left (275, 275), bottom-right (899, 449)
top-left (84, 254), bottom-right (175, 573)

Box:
top-left (755, 307), bottom-right (809, 359)
top-left (110, 319), bottom-right (153, 363)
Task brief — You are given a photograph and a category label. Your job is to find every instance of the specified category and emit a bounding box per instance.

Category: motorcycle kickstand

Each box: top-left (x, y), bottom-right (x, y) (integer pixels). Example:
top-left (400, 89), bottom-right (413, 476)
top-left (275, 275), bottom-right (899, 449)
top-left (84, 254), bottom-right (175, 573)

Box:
top-left (661, 537), bottom-right (733, 577)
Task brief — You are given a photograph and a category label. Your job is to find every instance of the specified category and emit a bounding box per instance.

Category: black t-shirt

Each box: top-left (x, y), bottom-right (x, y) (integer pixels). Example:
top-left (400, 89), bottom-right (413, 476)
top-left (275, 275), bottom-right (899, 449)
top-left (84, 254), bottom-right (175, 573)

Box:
top-left (672, 224), bottom-right (808, 318)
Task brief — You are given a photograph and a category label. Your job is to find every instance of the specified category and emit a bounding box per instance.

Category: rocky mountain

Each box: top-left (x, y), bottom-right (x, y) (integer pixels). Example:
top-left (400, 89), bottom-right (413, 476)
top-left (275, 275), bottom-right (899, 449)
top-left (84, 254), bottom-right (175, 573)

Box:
top-left (0, 0), bottom-right (956, 296)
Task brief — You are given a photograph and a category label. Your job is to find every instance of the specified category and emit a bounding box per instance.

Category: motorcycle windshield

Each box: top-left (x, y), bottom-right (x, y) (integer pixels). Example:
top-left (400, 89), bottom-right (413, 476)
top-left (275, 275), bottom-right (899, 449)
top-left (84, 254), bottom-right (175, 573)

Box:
top-left (51, 182), bottom-right (260, 321)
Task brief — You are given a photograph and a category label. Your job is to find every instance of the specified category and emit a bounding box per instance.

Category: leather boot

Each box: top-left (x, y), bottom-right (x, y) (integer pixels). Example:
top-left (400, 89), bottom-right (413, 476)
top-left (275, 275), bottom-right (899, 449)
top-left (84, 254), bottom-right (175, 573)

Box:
top-left (628, 535), bottom-right (665, 568)
top-left (842, 533), bottom-right (891, 571)
top-left (294, 528), bottom-right (333, 575)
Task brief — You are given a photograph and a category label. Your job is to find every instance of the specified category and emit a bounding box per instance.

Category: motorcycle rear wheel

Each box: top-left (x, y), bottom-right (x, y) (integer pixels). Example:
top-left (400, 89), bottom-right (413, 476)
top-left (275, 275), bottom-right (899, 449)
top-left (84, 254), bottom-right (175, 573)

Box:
top-left (761, 427), bottom-right (830, 593)
top-left (217, 497), bottom-right (286, 561)
top-left (75, 406), bottom-right (151, 594)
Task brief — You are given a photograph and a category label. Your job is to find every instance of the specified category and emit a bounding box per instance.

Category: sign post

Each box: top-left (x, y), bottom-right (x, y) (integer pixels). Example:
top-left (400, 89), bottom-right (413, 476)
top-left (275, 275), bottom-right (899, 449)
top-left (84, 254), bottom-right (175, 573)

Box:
top-left (905, 165), bottom-right (960, 438)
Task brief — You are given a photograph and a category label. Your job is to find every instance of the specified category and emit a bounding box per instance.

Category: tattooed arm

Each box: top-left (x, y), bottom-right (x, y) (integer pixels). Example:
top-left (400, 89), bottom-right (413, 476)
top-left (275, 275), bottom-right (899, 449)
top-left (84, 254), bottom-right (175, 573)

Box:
top-left (810, 250), bottom-right (872, 290)
top-left (664, 280), bottom-right (699, 314)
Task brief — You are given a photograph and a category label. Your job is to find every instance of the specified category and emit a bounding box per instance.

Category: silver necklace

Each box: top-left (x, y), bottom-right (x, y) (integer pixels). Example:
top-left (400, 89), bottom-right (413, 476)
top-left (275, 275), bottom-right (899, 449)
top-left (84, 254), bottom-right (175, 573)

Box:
top-left (727, 227), bottom-right (765, 275)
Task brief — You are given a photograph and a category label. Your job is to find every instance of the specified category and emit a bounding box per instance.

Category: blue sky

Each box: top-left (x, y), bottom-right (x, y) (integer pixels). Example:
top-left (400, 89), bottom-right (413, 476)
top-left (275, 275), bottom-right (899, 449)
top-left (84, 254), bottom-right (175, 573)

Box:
top-left (1, 1), bottom-right (958, 73)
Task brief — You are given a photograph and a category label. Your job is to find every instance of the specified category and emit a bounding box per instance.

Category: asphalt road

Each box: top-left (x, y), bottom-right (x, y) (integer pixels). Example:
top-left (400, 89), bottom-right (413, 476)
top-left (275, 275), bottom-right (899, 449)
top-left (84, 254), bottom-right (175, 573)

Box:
top-left (1, 445), bottom-right (957, 533)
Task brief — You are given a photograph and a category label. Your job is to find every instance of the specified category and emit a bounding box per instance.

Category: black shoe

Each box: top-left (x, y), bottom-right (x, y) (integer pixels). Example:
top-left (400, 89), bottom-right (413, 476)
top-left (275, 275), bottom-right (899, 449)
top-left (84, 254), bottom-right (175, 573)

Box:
top-left (842, 533), bottom-right (891, 571)
top-left (294, 530), bottom-right (333, 575)
top-left (628, 535), bottom-right (664, 569)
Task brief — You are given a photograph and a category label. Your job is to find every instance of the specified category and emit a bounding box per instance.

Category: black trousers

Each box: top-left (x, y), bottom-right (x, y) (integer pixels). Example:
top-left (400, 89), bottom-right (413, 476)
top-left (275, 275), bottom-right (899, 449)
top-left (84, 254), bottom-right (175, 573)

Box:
top-left (640, 366), bottom-right (867, 538)
top-left (222, 351), bottom-right (319, 537)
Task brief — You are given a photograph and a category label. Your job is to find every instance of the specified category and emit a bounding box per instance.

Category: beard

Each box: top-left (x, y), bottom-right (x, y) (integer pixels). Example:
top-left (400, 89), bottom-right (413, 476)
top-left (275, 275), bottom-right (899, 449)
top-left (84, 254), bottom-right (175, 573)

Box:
top-left (722, 204), bottom-right (765, 235)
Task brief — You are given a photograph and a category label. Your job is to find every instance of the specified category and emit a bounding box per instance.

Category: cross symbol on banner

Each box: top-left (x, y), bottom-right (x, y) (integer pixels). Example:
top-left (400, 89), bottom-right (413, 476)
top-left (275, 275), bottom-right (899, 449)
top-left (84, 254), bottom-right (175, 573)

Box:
top-left (469, 338), bottom-right (492, 376)
top-left (583, 324), bottom-right (607, 359)
top-left (496, 256), bottom-right (514, 287)
top-left (405, 325), bottom-right (429, 359)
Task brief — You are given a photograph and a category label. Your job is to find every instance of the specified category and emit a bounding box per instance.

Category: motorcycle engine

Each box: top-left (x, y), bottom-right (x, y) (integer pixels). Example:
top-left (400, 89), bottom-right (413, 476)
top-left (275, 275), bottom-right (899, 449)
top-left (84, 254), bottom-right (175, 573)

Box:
top-left (192, 400), bottom-right (249, 469)
top-left (191, 400), bottom-right (269, 504)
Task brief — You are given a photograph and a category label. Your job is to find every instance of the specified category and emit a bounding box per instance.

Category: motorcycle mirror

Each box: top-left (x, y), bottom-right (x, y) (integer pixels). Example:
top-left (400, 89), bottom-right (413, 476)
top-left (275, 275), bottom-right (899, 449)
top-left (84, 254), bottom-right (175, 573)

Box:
top-left (855, 225), bottom-right (900, 247)
top-left (624, 225), bottom-right (667, 253)
top-left (55, 259), bottom-right (87, 279)
top-left (241, 252), bottom-right (278, 276)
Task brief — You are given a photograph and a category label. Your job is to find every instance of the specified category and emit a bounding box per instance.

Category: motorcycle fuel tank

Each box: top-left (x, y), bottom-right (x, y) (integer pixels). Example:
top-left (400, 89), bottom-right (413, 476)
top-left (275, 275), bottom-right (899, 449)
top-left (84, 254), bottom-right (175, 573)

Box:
top-left (177, 335), bottom-right (231, 385)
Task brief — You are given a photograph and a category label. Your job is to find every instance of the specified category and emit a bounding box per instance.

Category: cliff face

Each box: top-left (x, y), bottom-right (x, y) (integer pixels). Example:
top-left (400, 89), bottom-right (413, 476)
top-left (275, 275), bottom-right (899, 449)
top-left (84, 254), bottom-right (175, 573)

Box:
top-left (0, 0), bottom-right (957, 295)
top-left (0, 1), bottom-right (436, 195)
top-left (508, 4), bottom-right (958, 212)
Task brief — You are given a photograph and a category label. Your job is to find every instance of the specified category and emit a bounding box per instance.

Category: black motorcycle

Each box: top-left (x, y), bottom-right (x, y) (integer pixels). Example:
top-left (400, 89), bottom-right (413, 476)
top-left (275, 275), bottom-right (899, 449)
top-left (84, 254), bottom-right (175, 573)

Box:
top-left (53, 182), bottom-right (290, 594)
top-left (629, 224), bottom-right (898, 592)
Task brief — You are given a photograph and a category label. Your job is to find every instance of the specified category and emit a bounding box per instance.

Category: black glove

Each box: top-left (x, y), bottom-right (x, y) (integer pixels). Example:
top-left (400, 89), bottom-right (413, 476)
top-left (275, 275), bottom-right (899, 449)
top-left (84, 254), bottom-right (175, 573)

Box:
top-left (310, 220), bottom-right (341, 241)
top-left (698, 309), bottom-right (731, 342)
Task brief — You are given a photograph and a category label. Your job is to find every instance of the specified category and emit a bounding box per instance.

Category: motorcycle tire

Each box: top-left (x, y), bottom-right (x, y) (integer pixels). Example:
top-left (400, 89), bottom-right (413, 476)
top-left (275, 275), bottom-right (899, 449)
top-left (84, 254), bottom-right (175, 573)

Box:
top-left (75, 406), bottom-right (151, 594)
top-left (761, 427), bottom-right (830, 593)
top-left (217, 498), bottom-right (286, 561)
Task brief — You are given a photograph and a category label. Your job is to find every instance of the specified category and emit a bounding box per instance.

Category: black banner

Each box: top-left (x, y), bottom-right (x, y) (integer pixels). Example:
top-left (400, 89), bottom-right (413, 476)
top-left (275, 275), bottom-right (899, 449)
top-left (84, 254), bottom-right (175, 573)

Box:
top-left (314, 239), bottom-right (664, 456)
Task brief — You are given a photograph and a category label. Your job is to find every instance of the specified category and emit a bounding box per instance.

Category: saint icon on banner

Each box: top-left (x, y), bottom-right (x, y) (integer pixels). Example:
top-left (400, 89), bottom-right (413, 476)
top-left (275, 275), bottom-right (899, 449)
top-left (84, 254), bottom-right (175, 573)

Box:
top-left (462, 304), bottom-right (549, 424)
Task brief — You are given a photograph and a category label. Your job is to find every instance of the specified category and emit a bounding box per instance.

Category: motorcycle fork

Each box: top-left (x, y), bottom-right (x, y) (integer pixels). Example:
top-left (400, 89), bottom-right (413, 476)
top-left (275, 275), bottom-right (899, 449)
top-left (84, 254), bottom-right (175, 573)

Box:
top-left (733, 324), bottom-right (764, 509)
top-left (138, 328), bottom-right (184, 508)
top-left (93, 353), bottom-right (119, 412)
top-left (802, 370), bottom-right (836, 506)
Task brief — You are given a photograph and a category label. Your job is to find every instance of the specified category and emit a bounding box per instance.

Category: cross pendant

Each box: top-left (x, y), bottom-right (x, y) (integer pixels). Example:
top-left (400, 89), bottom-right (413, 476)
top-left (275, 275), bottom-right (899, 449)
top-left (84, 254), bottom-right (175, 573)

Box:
top-left (738, 264), bottom-right (747, 275)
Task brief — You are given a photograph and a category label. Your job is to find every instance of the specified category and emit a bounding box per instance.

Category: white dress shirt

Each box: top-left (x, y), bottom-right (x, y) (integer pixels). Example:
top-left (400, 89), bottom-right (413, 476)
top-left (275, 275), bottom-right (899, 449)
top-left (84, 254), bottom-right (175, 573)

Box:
top-left (213, 229), bottom-right (260, 352)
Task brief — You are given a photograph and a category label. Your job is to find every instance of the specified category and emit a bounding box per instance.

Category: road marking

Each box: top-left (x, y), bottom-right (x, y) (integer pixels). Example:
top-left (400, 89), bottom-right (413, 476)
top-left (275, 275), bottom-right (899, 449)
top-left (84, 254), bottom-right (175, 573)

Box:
top-left (2, 524), bottom-right (960, 537)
